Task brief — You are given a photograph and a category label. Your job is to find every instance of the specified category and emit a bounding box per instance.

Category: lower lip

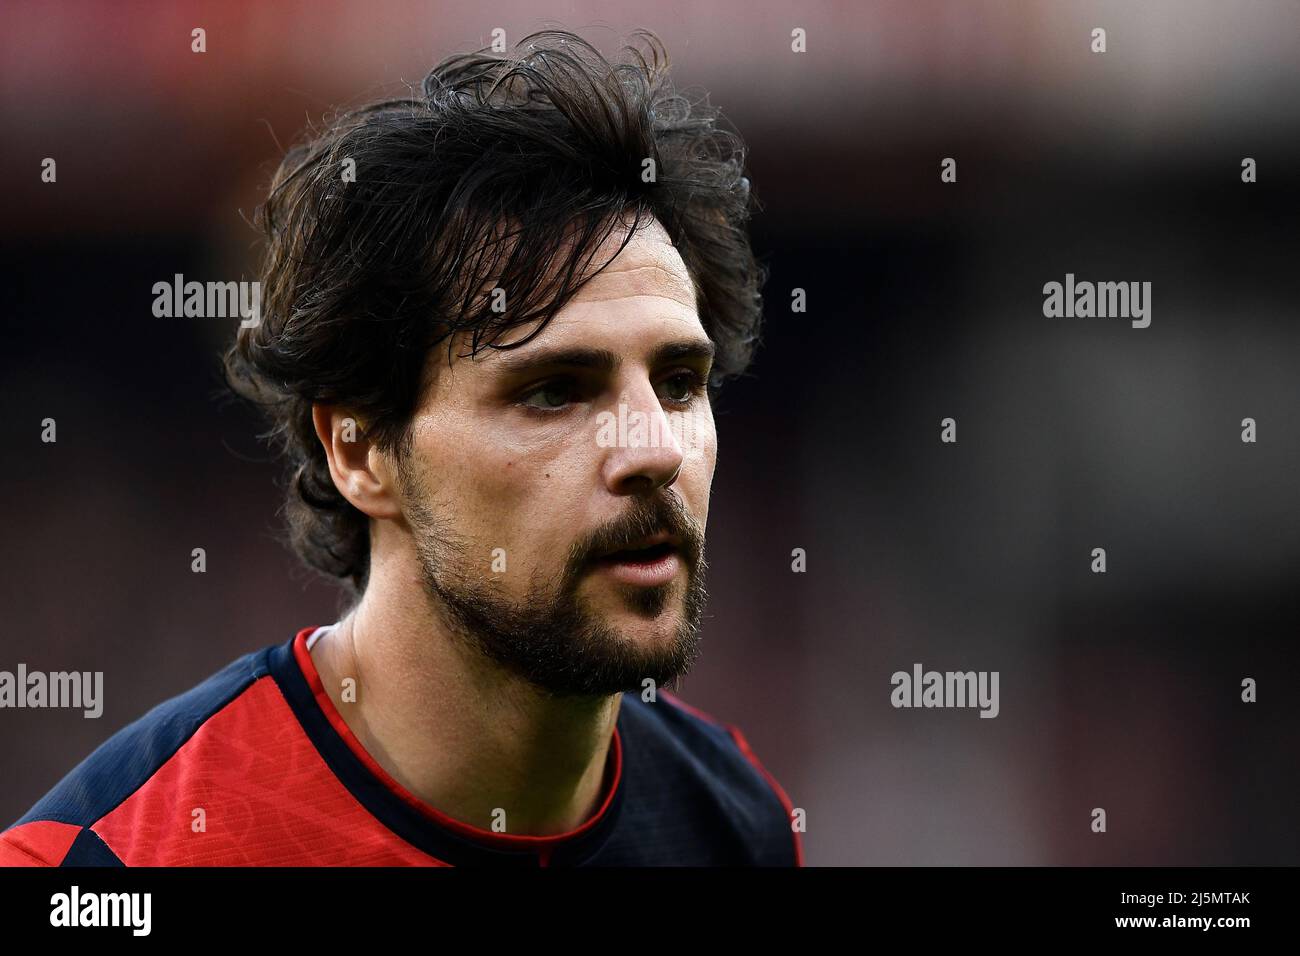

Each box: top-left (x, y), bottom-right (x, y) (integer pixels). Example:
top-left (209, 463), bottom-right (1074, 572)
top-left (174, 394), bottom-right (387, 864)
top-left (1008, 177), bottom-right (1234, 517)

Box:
top-left (596, 551), bottom-right (682, 587)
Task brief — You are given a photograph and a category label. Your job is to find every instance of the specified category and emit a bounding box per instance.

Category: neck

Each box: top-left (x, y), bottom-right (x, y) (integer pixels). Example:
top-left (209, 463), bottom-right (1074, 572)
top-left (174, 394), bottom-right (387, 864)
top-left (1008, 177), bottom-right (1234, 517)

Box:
top-left (309, 544), bottom-right (620, 836)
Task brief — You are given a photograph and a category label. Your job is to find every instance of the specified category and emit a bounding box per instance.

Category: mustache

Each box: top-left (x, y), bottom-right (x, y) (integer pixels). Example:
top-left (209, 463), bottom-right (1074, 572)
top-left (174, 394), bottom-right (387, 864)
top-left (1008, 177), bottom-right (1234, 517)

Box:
top-left (570, 492), bottom-right (704, 571)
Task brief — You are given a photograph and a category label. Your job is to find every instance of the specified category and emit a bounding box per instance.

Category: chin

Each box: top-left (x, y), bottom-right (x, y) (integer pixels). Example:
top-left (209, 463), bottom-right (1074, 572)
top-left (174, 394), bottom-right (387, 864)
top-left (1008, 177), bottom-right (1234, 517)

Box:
top-left (598, 598), bottom-right (683, 639)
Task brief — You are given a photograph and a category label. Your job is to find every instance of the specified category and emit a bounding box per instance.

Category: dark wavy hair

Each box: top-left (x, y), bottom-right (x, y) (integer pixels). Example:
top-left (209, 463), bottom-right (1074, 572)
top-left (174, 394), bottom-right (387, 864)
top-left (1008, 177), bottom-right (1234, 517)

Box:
top-left (224, 28), bottom-right (765, 596)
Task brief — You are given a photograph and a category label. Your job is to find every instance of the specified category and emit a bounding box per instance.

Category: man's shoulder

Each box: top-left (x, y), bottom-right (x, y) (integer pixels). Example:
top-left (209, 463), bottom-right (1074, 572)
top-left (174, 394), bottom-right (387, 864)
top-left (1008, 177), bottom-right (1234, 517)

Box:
top-left (0, 644), bottom-right (277, 866)
top-left (614, 689), bottom-right (802, 865)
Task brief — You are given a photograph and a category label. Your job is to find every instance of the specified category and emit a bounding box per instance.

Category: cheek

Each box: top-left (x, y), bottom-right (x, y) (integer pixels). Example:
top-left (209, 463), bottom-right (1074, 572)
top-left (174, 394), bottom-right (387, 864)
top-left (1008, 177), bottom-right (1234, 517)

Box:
top-left (407, 377), bottom-right (597, 573)
top-left (680, 411), bottom-right (718, 520)
top-left (462, 438), bottom-right (594, 567)
top-left (689, 404), bottom-right (718, 469)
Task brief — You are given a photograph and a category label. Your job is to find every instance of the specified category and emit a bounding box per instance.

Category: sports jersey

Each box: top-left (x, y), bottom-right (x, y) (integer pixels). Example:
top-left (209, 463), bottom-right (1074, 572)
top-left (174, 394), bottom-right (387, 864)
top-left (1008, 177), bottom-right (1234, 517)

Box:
top-left (1, 627), bottom-right (802, 866)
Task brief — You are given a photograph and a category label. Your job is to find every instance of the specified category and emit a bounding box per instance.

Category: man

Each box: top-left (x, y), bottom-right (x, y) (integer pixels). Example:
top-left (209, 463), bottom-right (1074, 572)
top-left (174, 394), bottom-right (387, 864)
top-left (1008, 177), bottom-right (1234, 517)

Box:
top-left (1, 29), bottom-right (800, 867)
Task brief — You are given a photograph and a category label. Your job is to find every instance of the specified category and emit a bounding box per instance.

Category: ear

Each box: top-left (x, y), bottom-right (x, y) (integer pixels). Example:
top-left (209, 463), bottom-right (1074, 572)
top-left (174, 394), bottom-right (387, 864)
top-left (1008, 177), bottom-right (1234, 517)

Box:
top-left (311, 405), bottom-right (403, 520)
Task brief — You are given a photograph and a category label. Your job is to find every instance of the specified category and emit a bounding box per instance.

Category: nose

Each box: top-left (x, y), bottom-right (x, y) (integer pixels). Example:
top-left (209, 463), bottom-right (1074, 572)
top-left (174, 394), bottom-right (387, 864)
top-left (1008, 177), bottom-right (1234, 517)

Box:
top-left (600, 379), bottom-right (686, 496)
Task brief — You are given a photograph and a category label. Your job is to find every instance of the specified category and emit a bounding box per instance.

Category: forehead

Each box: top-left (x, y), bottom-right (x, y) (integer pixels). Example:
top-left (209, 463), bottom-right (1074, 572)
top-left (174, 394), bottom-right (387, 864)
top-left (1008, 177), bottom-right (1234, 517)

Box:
top-left (489, 217), bottom-right (704, 354)
top-left (568, 218), bottom-right (698, 311)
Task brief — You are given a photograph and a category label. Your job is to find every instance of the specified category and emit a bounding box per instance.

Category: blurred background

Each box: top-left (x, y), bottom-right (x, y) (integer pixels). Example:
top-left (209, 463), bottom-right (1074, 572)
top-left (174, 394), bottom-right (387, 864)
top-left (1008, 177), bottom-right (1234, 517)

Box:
top-left (2, 0), bottom-right (1298, 865)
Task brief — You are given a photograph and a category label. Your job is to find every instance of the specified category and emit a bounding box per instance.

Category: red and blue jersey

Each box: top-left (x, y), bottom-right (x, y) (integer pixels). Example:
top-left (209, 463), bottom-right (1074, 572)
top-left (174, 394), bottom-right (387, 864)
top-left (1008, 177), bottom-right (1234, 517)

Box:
top-left (1, 627), bottom-right (802, 866)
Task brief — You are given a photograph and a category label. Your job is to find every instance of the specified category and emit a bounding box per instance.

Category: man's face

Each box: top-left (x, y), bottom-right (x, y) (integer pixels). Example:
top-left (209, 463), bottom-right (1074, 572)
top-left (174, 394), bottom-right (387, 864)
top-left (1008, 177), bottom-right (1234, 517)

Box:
top-left (396, 217), bottom-right (718, 698)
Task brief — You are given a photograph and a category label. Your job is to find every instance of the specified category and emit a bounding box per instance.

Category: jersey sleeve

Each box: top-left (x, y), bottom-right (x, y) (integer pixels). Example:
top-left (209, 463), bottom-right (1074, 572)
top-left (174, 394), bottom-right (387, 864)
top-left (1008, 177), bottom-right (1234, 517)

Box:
top-left (0, 820), bottom-right (82, 866)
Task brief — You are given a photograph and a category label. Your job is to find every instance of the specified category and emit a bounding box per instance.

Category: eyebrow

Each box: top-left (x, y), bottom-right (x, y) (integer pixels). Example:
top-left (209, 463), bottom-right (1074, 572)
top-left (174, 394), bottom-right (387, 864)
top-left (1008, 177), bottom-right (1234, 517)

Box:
top-left (492, 338), bottom-right (716, 375)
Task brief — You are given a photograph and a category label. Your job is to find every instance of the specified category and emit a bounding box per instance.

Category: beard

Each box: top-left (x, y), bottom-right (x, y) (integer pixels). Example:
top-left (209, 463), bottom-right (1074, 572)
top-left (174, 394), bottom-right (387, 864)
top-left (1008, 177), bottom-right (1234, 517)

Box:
top-left (402, 479), bottom-right (709, 699)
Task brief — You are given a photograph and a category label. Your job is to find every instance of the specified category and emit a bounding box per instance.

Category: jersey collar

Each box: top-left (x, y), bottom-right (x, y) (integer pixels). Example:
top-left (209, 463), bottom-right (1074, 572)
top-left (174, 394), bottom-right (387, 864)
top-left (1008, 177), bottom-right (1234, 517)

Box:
top-left (268, 627), bottom-right (625, 867)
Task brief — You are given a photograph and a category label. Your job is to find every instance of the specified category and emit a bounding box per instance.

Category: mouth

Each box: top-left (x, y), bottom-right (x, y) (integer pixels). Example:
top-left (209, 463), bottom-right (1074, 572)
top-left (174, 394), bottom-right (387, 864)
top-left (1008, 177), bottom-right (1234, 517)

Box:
top-left (593, 534), bottom-right (683, 587)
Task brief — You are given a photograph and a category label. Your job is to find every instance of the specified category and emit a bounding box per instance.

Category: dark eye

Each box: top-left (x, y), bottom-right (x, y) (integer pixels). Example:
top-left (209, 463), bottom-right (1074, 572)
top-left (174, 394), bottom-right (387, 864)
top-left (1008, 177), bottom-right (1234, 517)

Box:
top-left (520, 379), bottom-right (575, 411)
top-left (656, 372), bottom-right (704, 404)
